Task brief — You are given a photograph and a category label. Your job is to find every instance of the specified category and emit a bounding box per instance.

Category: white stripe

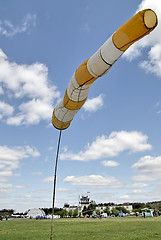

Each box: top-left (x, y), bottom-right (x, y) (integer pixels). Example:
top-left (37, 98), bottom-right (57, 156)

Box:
top-left (101, 35), bottom-right (123, 64)
top-left (54, 99), bottom-right (78, 123)
top-left (67, 74), bottom-right (92, 101)
top-left (87, 35), bottom-right (123, 77)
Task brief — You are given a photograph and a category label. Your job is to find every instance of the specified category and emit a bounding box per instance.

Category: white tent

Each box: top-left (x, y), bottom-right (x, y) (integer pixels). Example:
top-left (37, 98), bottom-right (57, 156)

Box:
top-left (27, 208), bottom-right (45, 218)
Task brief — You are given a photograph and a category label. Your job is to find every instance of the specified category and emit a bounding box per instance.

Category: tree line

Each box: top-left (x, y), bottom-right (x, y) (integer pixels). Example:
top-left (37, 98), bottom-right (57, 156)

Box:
top-left (1, 200), bottom-right (161, 218)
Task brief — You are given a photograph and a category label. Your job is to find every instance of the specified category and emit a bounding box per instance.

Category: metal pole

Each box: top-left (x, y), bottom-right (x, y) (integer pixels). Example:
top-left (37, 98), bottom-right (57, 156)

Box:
top-left (50, 129), bottom-right (62, 240)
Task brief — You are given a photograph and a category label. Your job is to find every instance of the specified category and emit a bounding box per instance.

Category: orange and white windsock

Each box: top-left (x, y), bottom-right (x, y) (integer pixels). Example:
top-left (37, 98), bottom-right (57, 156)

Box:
top-left (52, 9), bottom-right (158, 130)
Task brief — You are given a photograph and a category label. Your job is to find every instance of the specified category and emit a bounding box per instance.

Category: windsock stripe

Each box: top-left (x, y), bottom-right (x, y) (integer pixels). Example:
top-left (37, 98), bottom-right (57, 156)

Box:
top-left (114, 29), bottom-right (152, 51)
top-left (52, 111), bottom-right (71, 130)
top-left (87, 35), bottom-right (123, 78)
top-left (63, 67), bottom-right (93, 110)
top-left (63, 89), bottom-right (87, 110)
top-left (78, 77), bottom-right (97, 86)
top-left (54, 100), bottom-right (78, 123)
top-left (67, 87), bottom-right (90, 103)
top-left (75, 59), bottom-right (98, 86)
top-left (100, 51), bottom-right (112, 66)
top-left (67, 74), bottom-right (92, 102)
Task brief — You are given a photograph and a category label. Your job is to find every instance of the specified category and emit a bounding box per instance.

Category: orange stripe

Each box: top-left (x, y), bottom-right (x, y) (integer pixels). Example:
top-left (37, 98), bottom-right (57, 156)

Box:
top-left (75, 59), bottom-right (98, 85)
top-left (113, 9), bottom-right (158, 51)
top-left (63, 89), bottom-right (87, 110)
top-left (52, 110), bottom-right (71, 130)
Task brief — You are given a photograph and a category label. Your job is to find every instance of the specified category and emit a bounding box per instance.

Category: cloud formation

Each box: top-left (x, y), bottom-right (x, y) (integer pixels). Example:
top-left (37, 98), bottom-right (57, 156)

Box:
top-left (64, 175), bottom-right (123, 189)
top-left (124, 0), bottom-right (161, 77)
top-left (0, 50), bottom-right (60, 125)
top-left (0, 102), bottom-right (14, 120)
top-left (43, 176), bottom-right (53, 183)
top-left (83, 94), bottom-right (104, 112)
top-left (126, 182), bottom-right (149, 189)
top-left (0, 145), bottom-right (40, 182)
top-left (101, 160), bottom-right (119, 167)
top-left (132, 155), bottom-right (161, 181)
top-left (60, 131), bottom-right (152, 161)
top-left (0, 14), bottom-right (36, 37)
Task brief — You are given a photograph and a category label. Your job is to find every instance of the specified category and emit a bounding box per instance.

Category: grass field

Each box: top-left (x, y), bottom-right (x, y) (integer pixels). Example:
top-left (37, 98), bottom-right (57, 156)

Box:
top-left (0, 216), bottom-right (161, 240)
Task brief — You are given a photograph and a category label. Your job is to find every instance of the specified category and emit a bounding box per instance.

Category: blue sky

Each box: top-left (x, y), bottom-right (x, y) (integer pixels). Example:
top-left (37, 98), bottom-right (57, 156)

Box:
top-left (0, 0), bottom-right (161, 212)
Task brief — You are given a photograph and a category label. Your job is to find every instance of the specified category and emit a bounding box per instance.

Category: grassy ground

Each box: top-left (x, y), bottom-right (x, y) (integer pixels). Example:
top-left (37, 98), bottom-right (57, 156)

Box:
top-left (0, 216), bottom-right (161, 240)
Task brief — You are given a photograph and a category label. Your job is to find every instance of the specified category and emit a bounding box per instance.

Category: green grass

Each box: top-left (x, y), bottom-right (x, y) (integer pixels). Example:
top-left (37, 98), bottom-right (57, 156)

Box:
top-left (1, 217), bottom-right (161, 240)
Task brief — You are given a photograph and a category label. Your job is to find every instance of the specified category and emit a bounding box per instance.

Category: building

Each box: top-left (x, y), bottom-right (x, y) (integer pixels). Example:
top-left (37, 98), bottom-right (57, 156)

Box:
top-left (63, 195), bottom-right (133, 216)
top-left (63, 195), bottom-right (90, 217)
top-left (78, 195), bottom-right (90, 216)
top-left (63, 203), bottom-right (77, 213)
top-left (96, 203), bottom-right (133, 214)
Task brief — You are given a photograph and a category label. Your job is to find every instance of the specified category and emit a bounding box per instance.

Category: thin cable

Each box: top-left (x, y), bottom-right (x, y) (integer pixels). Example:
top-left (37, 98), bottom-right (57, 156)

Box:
top-left (50, 129), bottom-right (62, 240)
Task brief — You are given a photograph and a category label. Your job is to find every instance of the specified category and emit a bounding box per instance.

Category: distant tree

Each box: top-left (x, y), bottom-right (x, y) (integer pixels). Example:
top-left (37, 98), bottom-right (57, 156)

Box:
top-left (104, 203), bottom-right (109, 207)
top-left (68, 210), bottom-right (73, 218)
top-left (0, 209), bottom-right (14, 216)
top-left (42, 208), bottom-right (50, 215)
top-left (96, 209), bottom-right (100, 215)
top-left (73, 209), bottom-right (78, 218)
top-left (111, 208), bottom-right (119, 216)
top-left (87, 203), bottom-right (96, 217)
top-left (103, 206), bottom-right (110, 215)
top-left (133, 208), bottom-right (141, 213)
top-left (56, 209), bottom-right (67, 218)
top-left (116, 207), bottom-right (129, 214)
top-left (108, 202), bottom-right (115, 206)
top-left (132, 202), bottom-right (146, 209)
top-left (82, 206), bottom-right (87, 216)
top-left (42, 207), bottom-right (62, 215)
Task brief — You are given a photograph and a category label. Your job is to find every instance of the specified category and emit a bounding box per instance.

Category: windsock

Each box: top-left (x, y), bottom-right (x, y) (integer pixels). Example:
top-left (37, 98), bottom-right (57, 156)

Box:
top-left (52, 9), bottom-right (158, 130)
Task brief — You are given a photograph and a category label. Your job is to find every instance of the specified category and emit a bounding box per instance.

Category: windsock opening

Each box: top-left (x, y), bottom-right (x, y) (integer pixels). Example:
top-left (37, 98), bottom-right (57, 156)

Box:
top-left (144, 9), bottom-right (158, 29)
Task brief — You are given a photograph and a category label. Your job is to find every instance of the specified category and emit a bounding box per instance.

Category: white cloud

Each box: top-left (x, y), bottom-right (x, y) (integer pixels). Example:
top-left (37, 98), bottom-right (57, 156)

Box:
top-left (60, 131), bottom-right (152, 161)
top-left (0, 145), bottom-right (40, 182)
top-left (25, 194), bottom-right (32, 198)
top-left (0, 101), bottom-right (14, 120)
top-left (31, 171), bottom-right (42, 176)
top-left (56, 188), bottom-right (70, 193)
top-left (101, 160), bottom-right (119, 167)
top-left (124, 0), bottom-right (161, 77)
top-left (132, 155), bottom-right (161, 181)
top-left (0, 182), bottom-right (14, 194)
top-left (43, 176), bottom-right (53, 183)
top-left (131, 174), bottom-right (158, 182)
top-left (83, 94), bottom-right (104, 112)
top-left (15, 185), bottom-right (26, 189)
top-left (0, 14), bottom-right (36, 37)
top-left (132, 155), bottom-right (161, 172)
top-left (82, 23), bottom-right (90, 33)
top-left (126, 182), bottom-right (149, 189)
top-left (119, 195), bottom-right (130, 200)
top-left (0, 170), bottom-right (12, 178)
top-left (64, 175), bottom-right (123, 189)
top-left (0, 86), bottom-right (4, 94)
top-left (157, 110), bottom-right (161, 115)
top-left (0, 49), bottom-right (60, 125)
top-left (132, 189), bottom-right (146, 194)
